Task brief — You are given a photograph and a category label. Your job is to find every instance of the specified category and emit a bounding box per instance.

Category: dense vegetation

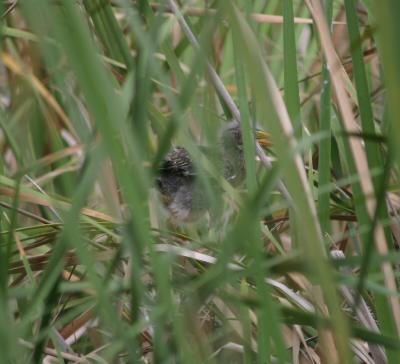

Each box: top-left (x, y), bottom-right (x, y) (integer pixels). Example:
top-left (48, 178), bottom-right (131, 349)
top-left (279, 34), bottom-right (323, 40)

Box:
top-left (0, 0), bottom-right (400, 363)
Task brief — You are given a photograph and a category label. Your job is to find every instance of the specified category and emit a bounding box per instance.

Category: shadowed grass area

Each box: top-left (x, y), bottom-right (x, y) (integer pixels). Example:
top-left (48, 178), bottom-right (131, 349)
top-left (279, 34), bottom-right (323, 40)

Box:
top-left (0, 0), bottom-right (399, 363)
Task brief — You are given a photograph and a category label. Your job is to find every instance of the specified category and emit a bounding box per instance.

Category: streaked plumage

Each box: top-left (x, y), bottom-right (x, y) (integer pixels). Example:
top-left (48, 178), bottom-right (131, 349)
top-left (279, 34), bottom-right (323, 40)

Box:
top-left (157, 147), bottom-right (207, 222)
top-left (156, 122), bottom-right (269, 222)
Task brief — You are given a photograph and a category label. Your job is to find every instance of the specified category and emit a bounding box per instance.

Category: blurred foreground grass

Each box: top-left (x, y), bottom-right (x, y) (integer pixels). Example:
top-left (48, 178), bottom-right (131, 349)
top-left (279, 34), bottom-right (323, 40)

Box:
top-left (0, 0), bottom-right (399, 363)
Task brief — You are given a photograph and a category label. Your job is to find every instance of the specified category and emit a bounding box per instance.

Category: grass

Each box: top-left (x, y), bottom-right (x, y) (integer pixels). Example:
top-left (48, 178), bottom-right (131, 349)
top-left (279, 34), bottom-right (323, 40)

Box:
top-left (0, 0), bottom-right (399, 363)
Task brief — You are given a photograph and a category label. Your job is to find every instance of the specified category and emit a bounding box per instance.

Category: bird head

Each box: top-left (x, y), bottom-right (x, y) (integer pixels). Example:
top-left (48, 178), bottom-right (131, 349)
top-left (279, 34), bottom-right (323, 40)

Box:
top-left (221, 121), bottom-right (271, 150)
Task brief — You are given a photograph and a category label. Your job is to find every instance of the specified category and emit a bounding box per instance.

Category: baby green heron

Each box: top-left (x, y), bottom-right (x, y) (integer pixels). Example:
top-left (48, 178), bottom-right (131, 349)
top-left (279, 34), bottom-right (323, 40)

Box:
top-left (156, 122), bottom-right (270, 222)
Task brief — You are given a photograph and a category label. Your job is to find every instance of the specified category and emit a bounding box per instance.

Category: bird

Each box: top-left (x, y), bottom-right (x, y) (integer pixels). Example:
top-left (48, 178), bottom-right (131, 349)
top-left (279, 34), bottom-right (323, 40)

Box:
top-left (156, 121), bottom-right (270, 223)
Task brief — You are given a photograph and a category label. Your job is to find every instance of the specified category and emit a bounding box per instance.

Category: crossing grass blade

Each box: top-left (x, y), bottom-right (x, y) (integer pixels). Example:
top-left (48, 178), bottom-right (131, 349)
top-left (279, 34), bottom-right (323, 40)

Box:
top-left (317, 0), bottom-right (333, 236)
top-left (283, 0), bottom-right (301, 136)
top-left (343, 3), bottom-right (400, 363)
top-left (226, 3), bottom-right (352, 362)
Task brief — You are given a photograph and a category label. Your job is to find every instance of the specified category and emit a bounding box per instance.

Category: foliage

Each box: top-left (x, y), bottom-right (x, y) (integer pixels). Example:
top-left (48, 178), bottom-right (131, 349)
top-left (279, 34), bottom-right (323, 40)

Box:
top-left (0, 0), bottom-right (399, 363)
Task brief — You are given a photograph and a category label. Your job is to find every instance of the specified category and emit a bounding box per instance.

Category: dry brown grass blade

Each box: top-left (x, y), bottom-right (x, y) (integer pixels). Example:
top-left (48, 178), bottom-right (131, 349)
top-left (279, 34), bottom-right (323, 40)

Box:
top-left (97, 159), bottom-right (122, 219)
top-left (0, 201), bottom-right (52, 224)
top-left (25, 164), bottom-right (80, 187)
top-left (148, 2), bottom-right (346, 25)
top-left (20, 145), bottom-right (83, 173)
top-left (9, 251), bottom-right (78, 274)
top-left (331, 250), bottom-right (386, 363)
top-left (0, 186), bottom-right (116, 223)
top-left (18, 339), bottom-right (83, 362)
top-left (293, 325), bottom-right (321, 364)
top-left (1, 52), bottom-right (79, 139)
top-left (305, 0), bottom-right (400, 336)
top-left (59, 308), bottom-right (95, 343)
top-left (212, 295), bottom-right (256, 350)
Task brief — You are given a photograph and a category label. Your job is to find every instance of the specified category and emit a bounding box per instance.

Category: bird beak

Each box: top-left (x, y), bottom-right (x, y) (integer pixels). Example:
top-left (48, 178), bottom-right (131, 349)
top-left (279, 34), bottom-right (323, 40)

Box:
top-left (255, 130), bottom-right (272, 147)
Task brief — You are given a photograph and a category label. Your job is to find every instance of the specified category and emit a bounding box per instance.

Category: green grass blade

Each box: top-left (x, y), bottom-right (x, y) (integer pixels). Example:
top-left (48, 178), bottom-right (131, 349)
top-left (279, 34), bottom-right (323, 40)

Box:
top-left (318, 0), bottom-right (333, 236)
top-left (226, 3), bottom-right (353, 362)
